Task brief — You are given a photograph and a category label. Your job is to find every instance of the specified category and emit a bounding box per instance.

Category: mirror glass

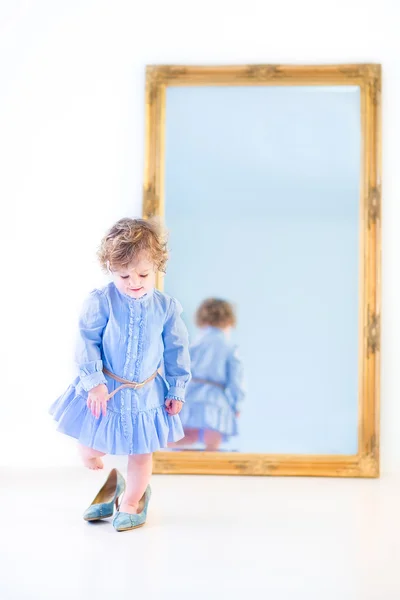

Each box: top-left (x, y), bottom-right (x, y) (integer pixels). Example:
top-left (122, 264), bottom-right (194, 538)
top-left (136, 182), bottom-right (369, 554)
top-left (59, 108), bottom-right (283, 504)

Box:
top-left (164, 85), bottom-right (361, 454)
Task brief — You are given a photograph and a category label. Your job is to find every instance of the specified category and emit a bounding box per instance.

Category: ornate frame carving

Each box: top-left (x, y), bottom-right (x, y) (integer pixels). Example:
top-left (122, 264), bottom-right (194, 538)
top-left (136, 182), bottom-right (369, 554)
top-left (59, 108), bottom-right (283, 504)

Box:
top-left (143, 64), bottom-right (381, 477)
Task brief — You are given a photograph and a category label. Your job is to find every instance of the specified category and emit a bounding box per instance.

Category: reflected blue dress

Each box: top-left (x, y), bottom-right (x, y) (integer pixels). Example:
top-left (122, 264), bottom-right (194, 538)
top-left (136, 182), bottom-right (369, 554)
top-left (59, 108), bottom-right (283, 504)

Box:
top-left (50, 283), bottom-right (191, 455)
top-left (180, 327), bottom-right (245, 438)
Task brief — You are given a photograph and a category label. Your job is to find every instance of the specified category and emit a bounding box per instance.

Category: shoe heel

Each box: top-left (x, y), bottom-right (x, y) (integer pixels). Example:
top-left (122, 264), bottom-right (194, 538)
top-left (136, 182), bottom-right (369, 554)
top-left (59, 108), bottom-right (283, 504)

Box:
top-left (83, 468), bottom-right (126, 522)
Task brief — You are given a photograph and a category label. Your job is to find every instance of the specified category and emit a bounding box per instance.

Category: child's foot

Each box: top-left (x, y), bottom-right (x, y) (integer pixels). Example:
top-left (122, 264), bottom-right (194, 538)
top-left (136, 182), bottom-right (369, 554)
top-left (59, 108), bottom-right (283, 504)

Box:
top-left (119, 501), bottom-right (139, 515)
top-left (83, 456), bottom-right (104, 470)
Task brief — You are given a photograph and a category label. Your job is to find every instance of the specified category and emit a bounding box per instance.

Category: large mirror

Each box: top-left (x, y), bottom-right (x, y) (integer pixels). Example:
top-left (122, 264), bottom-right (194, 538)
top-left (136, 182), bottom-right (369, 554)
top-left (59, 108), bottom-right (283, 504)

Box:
top-left (143, 64), bottom-right (381, 477)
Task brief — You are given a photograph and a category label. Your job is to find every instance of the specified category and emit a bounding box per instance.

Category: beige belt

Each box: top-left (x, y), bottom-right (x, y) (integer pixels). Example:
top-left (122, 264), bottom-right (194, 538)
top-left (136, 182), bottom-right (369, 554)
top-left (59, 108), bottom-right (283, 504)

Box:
top-left (191, 377), bottom-right (225, 390)
top-left (103, 368), bottom-right (159, 400)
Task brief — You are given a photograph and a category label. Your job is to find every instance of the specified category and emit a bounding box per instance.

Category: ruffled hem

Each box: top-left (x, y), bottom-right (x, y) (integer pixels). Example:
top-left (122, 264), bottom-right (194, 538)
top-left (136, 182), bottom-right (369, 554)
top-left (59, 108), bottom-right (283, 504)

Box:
top-left (49, 386), bottom-right (184, 455)
top-left (179, 401), bottom-right (237, 437)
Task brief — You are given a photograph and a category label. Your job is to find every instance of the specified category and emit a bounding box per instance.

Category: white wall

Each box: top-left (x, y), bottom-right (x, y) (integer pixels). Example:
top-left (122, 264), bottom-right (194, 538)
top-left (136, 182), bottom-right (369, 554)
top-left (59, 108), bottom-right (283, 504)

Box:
top-left (0, 0), bottom-right (398, 471)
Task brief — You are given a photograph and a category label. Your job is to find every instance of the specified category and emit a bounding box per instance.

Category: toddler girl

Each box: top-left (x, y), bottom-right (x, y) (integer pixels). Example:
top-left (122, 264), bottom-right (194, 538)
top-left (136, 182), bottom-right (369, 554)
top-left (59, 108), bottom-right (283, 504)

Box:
top-left (50, 218), bottom-right (190, 531)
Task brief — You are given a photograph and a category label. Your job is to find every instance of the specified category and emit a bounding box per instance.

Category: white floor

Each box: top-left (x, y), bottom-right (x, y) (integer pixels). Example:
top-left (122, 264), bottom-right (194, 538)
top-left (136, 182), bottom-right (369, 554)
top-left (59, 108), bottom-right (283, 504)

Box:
top-left (0, 466), bottom-right (399, 600)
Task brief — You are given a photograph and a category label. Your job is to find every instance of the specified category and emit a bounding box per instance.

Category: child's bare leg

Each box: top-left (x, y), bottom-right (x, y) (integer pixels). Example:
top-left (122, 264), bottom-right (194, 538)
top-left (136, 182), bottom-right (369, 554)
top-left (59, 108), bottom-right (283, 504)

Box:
top-left (204, 430), bottom-right (223, 451)
top-left (120, 453), bottom-right (153, 515)
top-left (78, 444), bottom-right (106, 470)
top-left (169, 428), bottom-right (199, 447)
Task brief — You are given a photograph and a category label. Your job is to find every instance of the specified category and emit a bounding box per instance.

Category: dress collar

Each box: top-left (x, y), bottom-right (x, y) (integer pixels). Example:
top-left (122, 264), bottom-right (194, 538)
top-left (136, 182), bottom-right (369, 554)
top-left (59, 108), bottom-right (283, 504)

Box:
top-left (199, 326), bottom-right (225, 338)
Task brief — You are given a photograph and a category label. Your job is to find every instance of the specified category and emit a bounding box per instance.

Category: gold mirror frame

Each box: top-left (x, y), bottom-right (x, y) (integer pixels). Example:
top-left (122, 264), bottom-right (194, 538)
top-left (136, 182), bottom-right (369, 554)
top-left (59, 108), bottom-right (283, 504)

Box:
top-left (143, 64), bottom-right (381, 477)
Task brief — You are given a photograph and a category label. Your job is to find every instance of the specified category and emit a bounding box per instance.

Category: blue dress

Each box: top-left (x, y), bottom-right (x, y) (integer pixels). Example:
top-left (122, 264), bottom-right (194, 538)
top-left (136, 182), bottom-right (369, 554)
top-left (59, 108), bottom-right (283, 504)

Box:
top-left (50, 283), bottom-right (191, 455)
top-left (180, 327), bottom-right (245, 438)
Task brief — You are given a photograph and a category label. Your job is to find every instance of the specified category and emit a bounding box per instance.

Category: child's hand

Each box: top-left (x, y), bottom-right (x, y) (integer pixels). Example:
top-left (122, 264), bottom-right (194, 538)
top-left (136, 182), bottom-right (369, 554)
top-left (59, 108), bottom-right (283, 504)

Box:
top-left (87, 384), bottom-right (109, 419)
top-left (235, 411), bottom-right (240, 418)
top-left (165, 399), bottom-right (183, 416)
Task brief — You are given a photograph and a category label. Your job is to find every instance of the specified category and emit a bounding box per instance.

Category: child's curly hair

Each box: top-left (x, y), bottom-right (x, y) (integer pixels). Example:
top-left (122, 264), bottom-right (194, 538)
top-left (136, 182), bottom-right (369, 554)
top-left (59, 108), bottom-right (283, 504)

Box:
top-left (98, 218), bottom-right (168, 273)
top-left (196, 298), bottom-right (237, 329)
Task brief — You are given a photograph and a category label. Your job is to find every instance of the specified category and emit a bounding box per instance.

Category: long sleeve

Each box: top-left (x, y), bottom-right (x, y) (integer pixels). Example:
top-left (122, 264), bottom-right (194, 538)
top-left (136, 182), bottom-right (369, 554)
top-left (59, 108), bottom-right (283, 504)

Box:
top-left (75, 289), bottom-right (109, 392)
top-left (225, 346), bottom-right (245, 411)
top-left (162, 298), bottom-right (191, 401)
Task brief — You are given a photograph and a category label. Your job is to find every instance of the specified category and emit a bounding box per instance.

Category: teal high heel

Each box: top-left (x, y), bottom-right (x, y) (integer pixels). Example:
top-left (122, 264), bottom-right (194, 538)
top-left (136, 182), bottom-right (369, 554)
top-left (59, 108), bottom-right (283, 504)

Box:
top-left (83, 468), bottom-right (125, 522)
top-left (113, 485), bottom-right (152, 532)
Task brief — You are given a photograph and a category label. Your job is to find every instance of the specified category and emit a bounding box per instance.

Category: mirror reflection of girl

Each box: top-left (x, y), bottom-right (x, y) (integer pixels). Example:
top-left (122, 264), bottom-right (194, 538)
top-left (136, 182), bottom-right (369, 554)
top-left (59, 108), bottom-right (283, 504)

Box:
top-left (171, 298), bottom-right (245, 451)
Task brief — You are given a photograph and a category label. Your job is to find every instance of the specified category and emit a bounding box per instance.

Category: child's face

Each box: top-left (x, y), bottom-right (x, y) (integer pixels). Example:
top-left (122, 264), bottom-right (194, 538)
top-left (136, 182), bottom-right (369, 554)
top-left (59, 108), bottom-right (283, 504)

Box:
top-left (111, 254), bottom-right (157, 299)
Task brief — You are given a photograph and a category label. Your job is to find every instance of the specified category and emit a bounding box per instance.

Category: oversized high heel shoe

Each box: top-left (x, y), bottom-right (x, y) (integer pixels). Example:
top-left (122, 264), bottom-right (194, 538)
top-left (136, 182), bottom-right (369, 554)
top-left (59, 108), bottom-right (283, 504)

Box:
top-left (113, 485), bottom-right (152, 532)
top-left (83, 468), bottom-right (125, 522)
